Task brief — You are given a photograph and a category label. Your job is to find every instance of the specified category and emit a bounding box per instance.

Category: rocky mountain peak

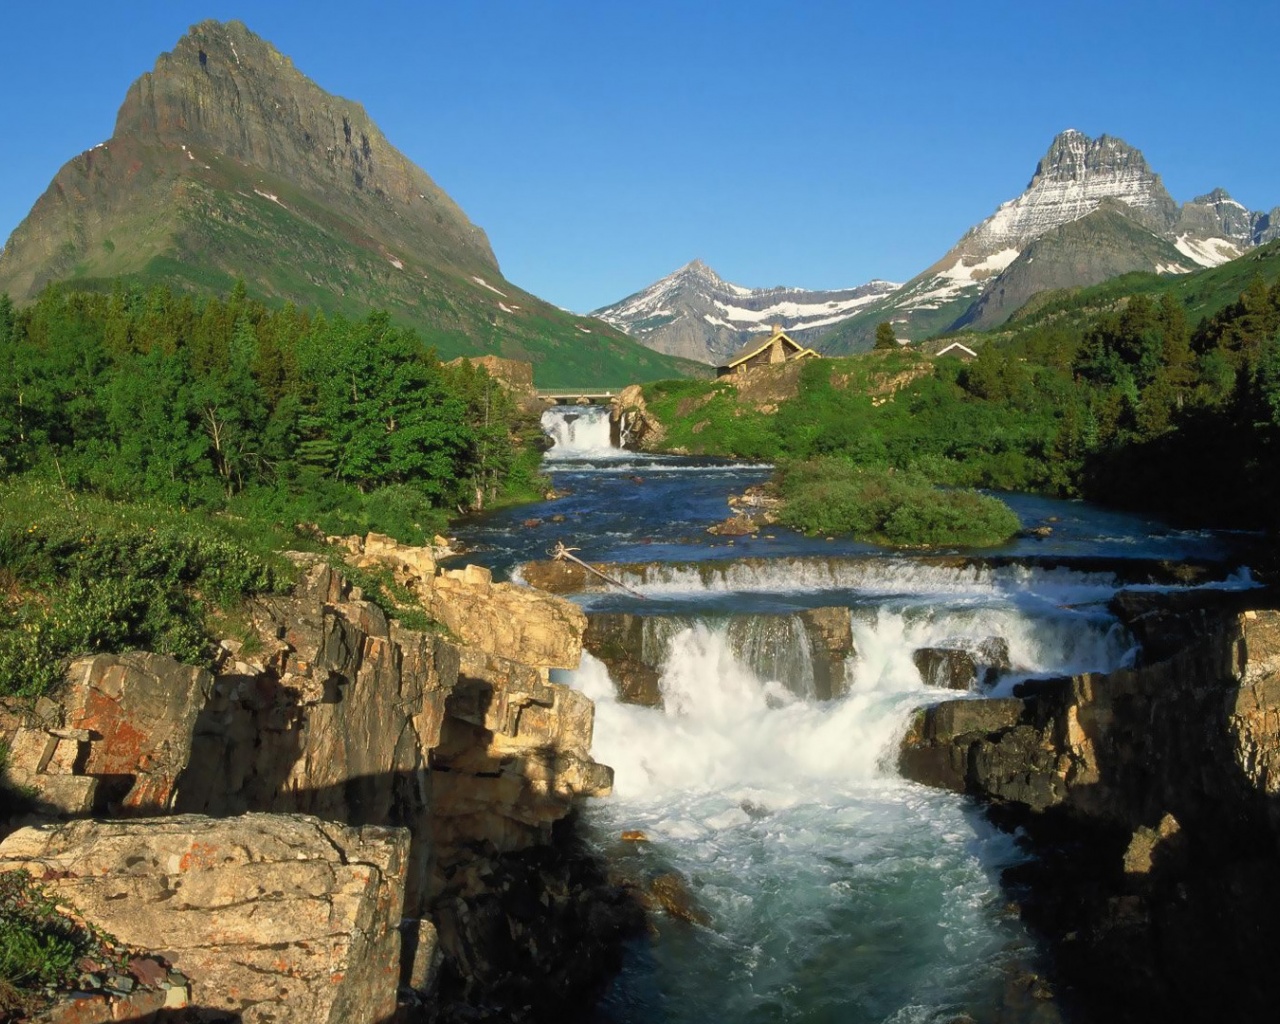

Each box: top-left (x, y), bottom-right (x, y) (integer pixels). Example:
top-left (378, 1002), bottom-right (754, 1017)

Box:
top-left (112, 18), bottom-right (497, 271)
top-left (1193, 187), bottom-right (1238, 206)
top-left (594, 260), bottom-right (898, 364)
top-left (680, 258), bottom-right (720, 280)
top-left (941, 130), bottom-right (1177, 265)
top-left (1029, 130), bottom-right (1154, 190)
top-left (822, 130), bottom-right (1272, 352)
top-left (1173, 187), bottom-right (1261, 261)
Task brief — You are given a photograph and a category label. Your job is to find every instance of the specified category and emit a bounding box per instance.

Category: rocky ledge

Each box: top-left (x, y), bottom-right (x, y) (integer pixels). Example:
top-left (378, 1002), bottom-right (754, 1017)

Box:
top-left (899, 589), bottom-right (1280, 1022)
top-left (0, 534), bottom-right (636, 1024)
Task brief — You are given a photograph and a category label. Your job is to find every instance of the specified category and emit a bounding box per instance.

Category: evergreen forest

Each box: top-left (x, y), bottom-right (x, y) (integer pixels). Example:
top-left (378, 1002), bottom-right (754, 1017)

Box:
top-left (0, 281), bottom-right (549, 544)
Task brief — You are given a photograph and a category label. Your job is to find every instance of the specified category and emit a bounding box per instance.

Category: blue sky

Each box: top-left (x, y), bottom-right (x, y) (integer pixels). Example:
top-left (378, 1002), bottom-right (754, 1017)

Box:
top-left (1, 1), bottom-right (1276, 311)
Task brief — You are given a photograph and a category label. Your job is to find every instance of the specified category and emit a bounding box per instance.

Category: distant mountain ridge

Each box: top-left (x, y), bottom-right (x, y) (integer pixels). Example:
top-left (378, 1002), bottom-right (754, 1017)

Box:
top-left (818, 130), bottom-right (1280, 351)
top-left (599, 130), bottom-right (1278, 359)
top-left (0, 20), bottom-right (698, 387)
top-left (592, 259), bottom-right (898, 364)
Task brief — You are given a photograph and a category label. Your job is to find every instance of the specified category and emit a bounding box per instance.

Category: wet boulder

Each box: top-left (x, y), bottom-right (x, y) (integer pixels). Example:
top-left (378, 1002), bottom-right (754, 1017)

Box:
top-left (898, 698), bottom-right (1027, 793)
top-left (914, 647), bottom-right (981, 690)
top-left (645, 871), bottom-right (711, 926)
top-left (798, 607), bottom-right (856, 700)
top-left (706, 513), bottom-right (759, 537)
top-left (583, 613), bottom-right (664, 707)
top-left (913, 636), bottom-right (1010, 690)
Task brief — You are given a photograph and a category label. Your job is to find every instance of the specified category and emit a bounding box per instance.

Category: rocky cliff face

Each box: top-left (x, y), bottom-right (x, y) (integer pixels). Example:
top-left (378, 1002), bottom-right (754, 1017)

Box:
top-left (899, 592), bottom-right (1280, 1021)
top-left (0, 815), bottom-right (410, 1024)
top-left (0, 536), bottom-right (630, 1023)
top-left (820, 130), bottom-right (1278, 350)
top-left (115, 20), bottom-right (496, 273)
top-left (593, 258), bottom-right (898, 364)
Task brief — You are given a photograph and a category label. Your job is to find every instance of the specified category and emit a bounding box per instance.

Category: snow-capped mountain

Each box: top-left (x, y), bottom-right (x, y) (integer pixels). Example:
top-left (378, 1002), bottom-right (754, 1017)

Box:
top-left (601, 131), bottom-right (1278, 358)
top-left (960, 130), bottom-right (1178, 256)
top-left (820, 130), bottom-right (1279, 351)
top-left (592, 259), bottom-right (898, 364)
top-left (1173, 188), bottom-right (1276, 265)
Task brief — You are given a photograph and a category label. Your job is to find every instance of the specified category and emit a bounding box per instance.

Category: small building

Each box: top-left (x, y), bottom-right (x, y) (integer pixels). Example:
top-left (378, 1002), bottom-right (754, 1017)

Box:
top-left (935, 341), bottom-right (978, 361)
top-left (716, 325), bottom-right (818, 377)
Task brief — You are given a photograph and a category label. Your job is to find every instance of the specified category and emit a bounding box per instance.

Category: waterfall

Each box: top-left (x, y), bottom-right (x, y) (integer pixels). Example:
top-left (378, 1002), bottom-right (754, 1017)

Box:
top-left (564, 600), bottom-right (1136, 1020)
top-left (456, 417), bottom-right (1253, 1021)
top-left (551, 555), bottom-right (1130, 606)
top-left (571, 628), bottom-right (916, 799)
top-left (565, 622), bottom-right (1038, 1021)
top-left (540, 404), bottom-right (616, 455)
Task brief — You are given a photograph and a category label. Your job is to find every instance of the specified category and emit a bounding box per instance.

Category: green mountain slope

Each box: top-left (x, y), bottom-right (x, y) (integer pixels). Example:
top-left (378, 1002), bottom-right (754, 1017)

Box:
top-left (986, 236), bottom-right (1280, 345)
top-left (953, 202), bottom-right (1194, 331)
top-left (0, 20), bottom-right (701, 388)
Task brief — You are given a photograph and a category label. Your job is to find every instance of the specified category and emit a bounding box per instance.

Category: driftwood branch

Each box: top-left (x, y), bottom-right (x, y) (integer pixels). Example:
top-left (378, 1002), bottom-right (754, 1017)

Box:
top-left (551, 542), bottom-right (647, 599)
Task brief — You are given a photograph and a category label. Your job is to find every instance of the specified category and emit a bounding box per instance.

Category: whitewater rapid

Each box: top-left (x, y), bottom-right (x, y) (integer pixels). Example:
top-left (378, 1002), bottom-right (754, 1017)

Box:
top-left (560, 592), bottom-right (1138, 1022)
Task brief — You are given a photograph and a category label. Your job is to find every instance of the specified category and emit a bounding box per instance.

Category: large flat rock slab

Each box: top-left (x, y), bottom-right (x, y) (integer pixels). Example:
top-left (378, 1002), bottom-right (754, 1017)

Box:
top-left (0, 814), bottom-right (409, 1024)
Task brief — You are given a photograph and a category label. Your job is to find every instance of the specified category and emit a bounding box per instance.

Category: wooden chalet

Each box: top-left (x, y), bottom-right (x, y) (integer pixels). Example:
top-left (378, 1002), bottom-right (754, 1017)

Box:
top-left (716, 325), bottom-right (818, 377)
top-left (935, 341), bottom-right (978, 361)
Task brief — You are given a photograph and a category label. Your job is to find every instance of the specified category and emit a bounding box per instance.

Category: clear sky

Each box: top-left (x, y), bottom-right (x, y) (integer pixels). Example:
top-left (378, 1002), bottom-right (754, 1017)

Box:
top-left (1, 0), bottom-right (1276, 312)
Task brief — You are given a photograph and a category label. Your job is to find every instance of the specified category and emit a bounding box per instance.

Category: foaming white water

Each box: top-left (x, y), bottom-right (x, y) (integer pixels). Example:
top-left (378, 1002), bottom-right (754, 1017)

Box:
top-left (567, 622), bottom-right (1038, 1021)
top-left (576, 628), bottom-right (919, 802)
top-left (540, 404), bottom-right (615, 456)
top-left (576, 606), bottom-right (1128, 805)
top-left (600, 557), bottom-right (1124, 606)
top-left (850, 601), bottom-right (1132, 689)
top-left (584, 602), bottom-right (1130, 715)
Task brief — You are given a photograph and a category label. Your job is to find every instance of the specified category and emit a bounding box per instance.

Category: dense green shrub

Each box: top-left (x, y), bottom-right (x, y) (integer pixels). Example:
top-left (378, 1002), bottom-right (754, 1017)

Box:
top-left (0, 283), bottom-right (545, 544)
top-left (0, 482), bottom-right (290, 698)
top-left (776, 459), bottom-right (1020, 548)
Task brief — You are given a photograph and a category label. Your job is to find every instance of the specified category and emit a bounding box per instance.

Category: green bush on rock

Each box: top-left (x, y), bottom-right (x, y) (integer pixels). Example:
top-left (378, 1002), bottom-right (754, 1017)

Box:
top-left (0, 870), bottom-right (123, 1016)
top-left (776, 459), bottom-right (1020, 548)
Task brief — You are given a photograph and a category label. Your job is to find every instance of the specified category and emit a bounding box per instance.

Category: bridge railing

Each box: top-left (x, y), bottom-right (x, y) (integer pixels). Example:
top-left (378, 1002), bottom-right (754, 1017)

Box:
top-left (535, 389), bottom-right (625, 404)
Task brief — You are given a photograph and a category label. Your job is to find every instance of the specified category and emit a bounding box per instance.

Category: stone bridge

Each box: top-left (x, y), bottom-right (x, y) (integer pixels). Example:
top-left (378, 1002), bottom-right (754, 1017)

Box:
top-left (536, 390), bottom-right (620, 405)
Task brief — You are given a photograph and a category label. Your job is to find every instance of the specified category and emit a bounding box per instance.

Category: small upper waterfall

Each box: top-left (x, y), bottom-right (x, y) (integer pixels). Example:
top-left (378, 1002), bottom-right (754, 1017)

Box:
top-left (540, 404), bottom-right (616, 455)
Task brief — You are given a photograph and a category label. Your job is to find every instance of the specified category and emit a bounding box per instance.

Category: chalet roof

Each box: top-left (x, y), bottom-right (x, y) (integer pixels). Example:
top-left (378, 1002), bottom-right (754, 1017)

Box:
top-left (718, 328), bottom-right (816, 369)
top-left (936, 341), bottom-right (978, 359)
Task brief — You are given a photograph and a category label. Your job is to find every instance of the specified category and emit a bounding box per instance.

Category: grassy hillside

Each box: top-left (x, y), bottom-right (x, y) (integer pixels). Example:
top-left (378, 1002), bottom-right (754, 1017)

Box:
top-left (989, 237), bottom-right (1280, 344)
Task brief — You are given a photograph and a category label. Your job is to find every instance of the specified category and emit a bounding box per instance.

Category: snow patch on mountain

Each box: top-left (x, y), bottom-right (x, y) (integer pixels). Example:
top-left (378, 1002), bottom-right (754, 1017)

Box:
top-left (593, 259), bottom-right (898, 363)
top-left (904, 248), bottom-right (1021, 310)
top-left (710, 290), bottom-right (889, 325)
top-left (1174, 234), bottom-right (1243, 268)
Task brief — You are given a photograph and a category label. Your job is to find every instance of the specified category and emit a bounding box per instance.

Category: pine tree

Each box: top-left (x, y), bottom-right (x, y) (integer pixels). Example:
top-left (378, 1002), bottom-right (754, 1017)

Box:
top-left (0, 294), bottom-right (17, 348)
top-left (874, 322), bottom-right (897, 350)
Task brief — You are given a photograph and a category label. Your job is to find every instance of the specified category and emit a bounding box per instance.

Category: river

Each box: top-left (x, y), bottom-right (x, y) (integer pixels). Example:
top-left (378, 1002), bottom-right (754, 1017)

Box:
top-left (448, 404), bottom-right (1253, 1024)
